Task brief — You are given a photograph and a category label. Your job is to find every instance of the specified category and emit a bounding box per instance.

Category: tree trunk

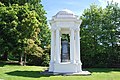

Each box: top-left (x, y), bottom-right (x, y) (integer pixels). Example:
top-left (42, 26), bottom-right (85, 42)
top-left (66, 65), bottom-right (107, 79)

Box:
top-left (2, 52), bottom-right (8, 61)
top-left (19, 53), bottom-right (23, 66)
top-left (23, 53), bottom-right (27, 66)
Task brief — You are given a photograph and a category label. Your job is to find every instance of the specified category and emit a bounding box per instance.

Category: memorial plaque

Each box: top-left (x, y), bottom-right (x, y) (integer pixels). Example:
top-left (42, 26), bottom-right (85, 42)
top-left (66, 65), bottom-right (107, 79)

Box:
top-left (61, 41), bottom-right (70, 62)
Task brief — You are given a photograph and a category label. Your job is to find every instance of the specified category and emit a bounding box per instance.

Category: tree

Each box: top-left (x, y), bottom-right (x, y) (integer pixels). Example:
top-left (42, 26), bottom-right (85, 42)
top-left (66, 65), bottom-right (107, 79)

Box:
top-left (16, 4), bottom-right (44, 65)
top-left (80, 2), bottom-right (120, 67)
top-left (0, 2), bottom-right (19, 60)
top-left (80, 4), bottom-right (104, 67)
top-left (101, 2), bottom-right (120, 67)
top-left (0, 0), bottom-right (50, 66)
top-left (1, 0), bottom-right (51, 49)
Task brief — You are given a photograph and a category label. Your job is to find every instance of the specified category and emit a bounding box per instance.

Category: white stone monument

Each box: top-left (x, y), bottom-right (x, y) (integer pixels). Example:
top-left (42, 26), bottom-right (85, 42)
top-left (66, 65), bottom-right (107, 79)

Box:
top-left (49, 9), bottom-right (90, 75)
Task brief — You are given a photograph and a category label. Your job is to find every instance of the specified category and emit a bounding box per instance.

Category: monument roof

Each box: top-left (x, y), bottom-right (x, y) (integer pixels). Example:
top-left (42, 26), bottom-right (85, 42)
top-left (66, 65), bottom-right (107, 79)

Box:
top-left (57, 9), bottom-right (75, 15)
top-left (52, 9), bottom-right (78, 19)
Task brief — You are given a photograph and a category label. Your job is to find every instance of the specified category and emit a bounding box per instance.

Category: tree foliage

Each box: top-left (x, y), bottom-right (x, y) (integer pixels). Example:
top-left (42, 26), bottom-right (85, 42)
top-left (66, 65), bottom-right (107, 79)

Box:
top-left (80, 2), bottom-right (120, 68)
top-left (0, 0), bottom-right (50, 66)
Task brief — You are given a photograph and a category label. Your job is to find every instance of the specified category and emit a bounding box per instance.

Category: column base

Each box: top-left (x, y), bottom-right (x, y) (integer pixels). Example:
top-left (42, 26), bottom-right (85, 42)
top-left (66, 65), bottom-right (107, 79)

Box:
top-left (49, 61), bottom-right (54, 72)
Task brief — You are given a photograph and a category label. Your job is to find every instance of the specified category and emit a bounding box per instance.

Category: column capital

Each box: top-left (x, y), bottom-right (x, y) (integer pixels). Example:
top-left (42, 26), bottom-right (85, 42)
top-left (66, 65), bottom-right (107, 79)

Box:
top-left (70, 28), bottom-right (74, 31)
top-left (56, 27), bottom-right (61, 31)
top-left (70, 27), bottom-right (80, 31)
top-left (75, 28), bottom-right (80, 31)
top-left (51, 27), bottom-right (56, 31)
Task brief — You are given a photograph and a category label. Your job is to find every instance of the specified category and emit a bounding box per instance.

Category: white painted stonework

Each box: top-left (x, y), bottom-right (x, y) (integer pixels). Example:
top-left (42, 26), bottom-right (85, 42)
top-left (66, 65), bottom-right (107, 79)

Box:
top-left (49, 9), bottom-right (83, 73)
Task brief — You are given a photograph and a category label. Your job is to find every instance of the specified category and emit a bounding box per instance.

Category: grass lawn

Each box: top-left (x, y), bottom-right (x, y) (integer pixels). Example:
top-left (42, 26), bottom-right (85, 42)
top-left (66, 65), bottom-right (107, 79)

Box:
top-left (0, 63), bottom-right (120, 80)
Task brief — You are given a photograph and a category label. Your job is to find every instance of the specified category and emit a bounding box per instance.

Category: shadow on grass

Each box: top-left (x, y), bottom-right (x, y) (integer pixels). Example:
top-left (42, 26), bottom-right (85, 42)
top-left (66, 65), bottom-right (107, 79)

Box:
top-left (0, 61), bottom-right (6, 67)
top-left (6, 71), bottom-right (51, 78)
top-left (84, 68), bottom-right (120, 73)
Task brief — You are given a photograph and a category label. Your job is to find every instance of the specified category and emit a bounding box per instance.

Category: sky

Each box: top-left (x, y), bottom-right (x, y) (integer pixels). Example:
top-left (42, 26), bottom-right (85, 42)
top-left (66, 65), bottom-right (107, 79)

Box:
top-left (41, 0), bottom-right (120, 20)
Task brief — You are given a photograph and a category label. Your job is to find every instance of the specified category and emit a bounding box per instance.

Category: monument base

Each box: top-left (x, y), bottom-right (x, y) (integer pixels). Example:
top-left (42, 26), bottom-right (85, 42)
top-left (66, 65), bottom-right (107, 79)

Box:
top-left (41, 70), bottom-right (91, 76)
top-left (44, 62), bottom-right (91, 76)
top-left (49, 62), bottom-right (84, 73)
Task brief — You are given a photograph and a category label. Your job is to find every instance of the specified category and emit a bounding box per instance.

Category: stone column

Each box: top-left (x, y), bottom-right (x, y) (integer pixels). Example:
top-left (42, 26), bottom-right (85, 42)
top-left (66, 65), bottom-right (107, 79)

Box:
top-left (49, 29), bottom-right (55, 72)
top-left (59, 32), bottom-right (62, 62)
top-left (56, 28), bottom-right (60, 63)
top-left (76, 29), bottom-right (82, 72)
top-left (70, 28), bottom-right (75, 63)
top-left (76, 29), bottom-right (81, 63)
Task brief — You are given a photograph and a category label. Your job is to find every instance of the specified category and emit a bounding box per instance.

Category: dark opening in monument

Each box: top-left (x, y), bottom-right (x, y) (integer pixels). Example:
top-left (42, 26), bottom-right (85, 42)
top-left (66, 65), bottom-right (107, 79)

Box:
top-left (61, 34), bottom-right (70, 62)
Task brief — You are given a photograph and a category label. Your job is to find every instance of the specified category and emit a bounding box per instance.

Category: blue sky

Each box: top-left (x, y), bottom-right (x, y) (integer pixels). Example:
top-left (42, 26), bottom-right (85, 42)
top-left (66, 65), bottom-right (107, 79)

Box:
top-left (41, 0), bottom-right (120, 20)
